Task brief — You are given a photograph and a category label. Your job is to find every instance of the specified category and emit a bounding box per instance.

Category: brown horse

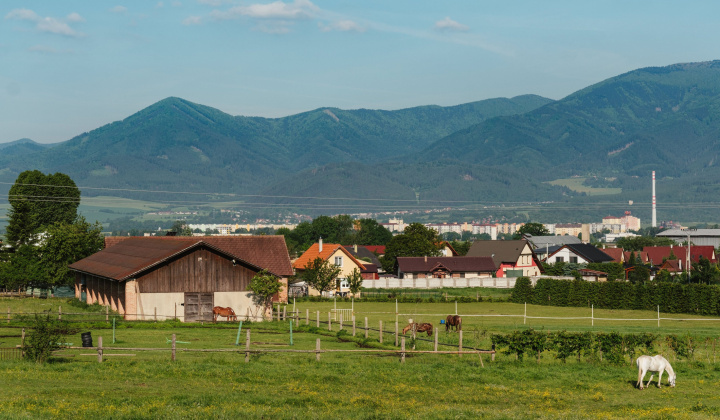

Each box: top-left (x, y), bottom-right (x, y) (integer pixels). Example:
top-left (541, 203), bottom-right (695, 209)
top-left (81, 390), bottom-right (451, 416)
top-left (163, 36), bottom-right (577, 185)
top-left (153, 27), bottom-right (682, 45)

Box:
top-left (213, 306), bottom-right (237, 322)
top-left (402, 322), bottom-right (434, 336)
top-left (445, 315), bottom-right (462, 332)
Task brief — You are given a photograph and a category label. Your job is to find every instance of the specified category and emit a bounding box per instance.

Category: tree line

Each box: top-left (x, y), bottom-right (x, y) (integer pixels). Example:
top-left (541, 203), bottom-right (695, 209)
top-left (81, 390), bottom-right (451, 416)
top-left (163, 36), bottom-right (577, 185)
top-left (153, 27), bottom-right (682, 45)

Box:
top-left (1, 171), bottom-right (103, 291)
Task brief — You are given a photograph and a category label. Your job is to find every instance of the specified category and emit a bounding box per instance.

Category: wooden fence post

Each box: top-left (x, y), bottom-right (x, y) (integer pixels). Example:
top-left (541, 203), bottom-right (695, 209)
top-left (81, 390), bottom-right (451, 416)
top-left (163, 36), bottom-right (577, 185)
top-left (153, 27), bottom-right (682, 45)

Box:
top-left (395, 321), bottom-right (398, 347)
top-left (434, 327), bottom-right (438, 352)
top-left (106, 306), bottom-right (109, 322)
top-left (352, 316), bottom-right (356, 337)
top-left (379, 320), bottom-right (383, 344)
top-left (21, 328), bottom-right (25, 358)
top-left (316, 338), bottom-right (321, 362)
top-left (172, 334), bottom-right (176, 362)
top-left (98, 336), bottom-right (103, 363)
top-left (339, 314), bottom-right (343, 331)
top-left (58, 306), bottom-right (62, 321)
top-left (245, 329), bottom-right (251, 363)
top-left (401, 337), bottom-right (405, 363)
top-left (283, 306), bottom-right (287, 321)
top-left (364, 317), bottom-right (368, 339)
top-left (7, 307), bottom-right (10, 324)
top-left (491, 344), bottom-right (495, 362)
top-left (316, 311), bottom-right (320, 328)
top-left (306, 309), bottom-right (309, 325)
top-left (328, 312), bottom-right (332, 331)
top-left (459, 330), bottom-right (463, 358)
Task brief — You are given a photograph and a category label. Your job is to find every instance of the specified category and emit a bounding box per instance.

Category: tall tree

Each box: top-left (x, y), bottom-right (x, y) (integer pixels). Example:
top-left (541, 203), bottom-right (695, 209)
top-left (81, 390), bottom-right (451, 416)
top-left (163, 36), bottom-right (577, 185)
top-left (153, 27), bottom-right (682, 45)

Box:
top-left (514, 222), bottom-right (550, 239)
top-left (39, 217), bottom-right (105, 287)
top-left (6, 170), bottom-right (80, 247)
top-left (354, 219), bottom-right (393, 245)
top-left (380, 223), bottom-right (441, 273)
top-left (301, 257), bottom-right (341, 295)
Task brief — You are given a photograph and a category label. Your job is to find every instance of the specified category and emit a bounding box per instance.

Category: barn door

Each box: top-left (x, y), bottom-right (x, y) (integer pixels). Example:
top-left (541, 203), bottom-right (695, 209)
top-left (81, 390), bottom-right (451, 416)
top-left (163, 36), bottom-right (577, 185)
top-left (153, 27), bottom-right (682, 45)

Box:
top-left (184, 293), bottom-right (214, 322)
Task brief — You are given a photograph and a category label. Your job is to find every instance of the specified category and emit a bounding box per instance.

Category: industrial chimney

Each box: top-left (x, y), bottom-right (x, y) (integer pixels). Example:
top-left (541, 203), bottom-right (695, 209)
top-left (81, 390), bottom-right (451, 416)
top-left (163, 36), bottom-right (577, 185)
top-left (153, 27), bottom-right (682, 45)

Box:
top-left (652, 171), bottom-right (657, 228)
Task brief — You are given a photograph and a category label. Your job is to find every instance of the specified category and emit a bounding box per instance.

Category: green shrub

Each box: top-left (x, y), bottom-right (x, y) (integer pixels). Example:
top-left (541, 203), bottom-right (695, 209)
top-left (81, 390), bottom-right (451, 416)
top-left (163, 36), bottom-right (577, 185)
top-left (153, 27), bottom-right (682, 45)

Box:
top-left (24, 313), bottom-right (79, 363)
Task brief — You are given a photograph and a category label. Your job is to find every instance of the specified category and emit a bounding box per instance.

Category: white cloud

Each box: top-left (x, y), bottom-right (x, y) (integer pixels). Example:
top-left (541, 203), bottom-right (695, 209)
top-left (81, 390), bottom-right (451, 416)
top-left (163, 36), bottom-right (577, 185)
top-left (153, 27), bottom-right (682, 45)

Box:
top-left (254, 20), bottom-right (291, 34)
top-left (212, 0), bottom-right (318, 20)
top-left (5, 9), bottom-right (39, 21)
top-left (183, 15), bottom-right (203, 25)
top-left (435, 17), bottom-right (469, 32)
top-left (66, 12), bottom-right (85, 23)
top-left (5, 8), bottom-right (84, 37)
top-left (173, 1), bottom-right (183, 6)
top-left (319, 20), bottom-right (364, 33)
top-left (111, 6), bottom-right (128, 14)
top-left (156, 2), bottom-right (165, 8)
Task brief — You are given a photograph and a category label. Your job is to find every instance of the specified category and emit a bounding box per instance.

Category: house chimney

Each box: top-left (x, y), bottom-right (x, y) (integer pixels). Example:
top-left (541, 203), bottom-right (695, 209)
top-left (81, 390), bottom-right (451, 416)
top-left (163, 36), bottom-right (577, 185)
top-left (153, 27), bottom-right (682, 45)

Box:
top-left (354, 244), bottom-right (358, 253)
top-left (319, 237), bottom-right (323, 252)
top-left (424, 255), bottom-right (427, 263)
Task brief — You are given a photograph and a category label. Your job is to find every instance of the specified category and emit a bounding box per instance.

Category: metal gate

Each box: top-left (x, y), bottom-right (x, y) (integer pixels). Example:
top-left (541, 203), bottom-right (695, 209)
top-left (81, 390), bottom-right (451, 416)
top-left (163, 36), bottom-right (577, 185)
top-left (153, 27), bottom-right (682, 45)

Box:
top-left (184, 293), bottom-right (214, 322)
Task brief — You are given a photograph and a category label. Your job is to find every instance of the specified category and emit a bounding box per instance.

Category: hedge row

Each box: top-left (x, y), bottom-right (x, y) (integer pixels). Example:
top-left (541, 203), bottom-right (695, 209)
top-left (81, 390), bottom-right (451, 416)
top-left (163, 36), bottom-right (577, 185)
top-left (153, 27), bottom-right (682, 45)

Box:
top-left (511, 277), bottom-right (720, 315)
top-left (491, 329), bottom-right (696, 364)
top-left (291, 295), bottom-right (502, 304)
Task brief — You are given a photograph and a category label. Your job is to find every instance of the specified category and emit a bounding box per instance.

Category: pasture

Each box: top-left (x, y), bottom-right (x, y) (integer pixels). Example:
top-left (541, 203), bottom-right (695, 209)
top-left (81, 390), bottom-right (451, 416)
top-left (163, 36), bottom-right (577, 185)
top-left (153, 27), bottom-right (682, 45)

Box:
top-left (546, 177), bottom-right (622, 196)
top-left (2, 297), bottom-right (720, 419)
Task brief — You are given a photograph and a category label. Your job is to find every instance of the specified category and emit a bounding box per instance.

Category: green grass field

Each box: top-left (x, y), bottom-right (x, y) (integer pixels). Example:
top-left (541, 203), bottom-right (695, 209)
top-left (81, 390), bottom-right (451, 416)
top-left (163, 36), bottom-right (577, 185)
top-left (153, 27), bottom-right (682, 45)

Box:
top-left (2, 297), bottom-right (720, 419)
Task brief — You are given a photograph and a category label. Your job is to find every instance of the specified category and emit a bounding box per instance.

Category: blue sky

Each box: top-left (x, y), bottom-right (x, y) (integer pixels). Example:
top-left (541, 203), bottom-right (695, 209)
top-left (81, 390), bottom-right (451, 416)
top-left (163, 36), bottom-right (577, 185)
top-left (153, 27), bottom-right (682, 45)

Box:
top-left (2, 0), bottom-right (720, 144)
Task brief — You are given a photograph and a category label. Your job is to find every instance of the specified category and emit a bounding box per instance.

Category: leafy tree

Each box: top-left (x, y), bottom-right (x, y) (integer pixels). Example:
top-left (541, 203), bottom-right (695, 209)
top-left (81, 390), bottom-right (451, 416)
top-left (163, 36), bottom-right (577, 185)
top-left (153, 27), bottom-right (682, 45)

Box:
top-left (654, 269), bottom-right (674, 283)
top-left (354, 219), bottom-right (393, 245)
top-left (346, 268), bottom-right (364, 296)
top-left (39, 217), bottom-right (105, 287)
top-left (301, 257), bottom-right (341, 295)
top-left (514, 222), bottom-right (550, 239)
top-left (1, 245), bottom-right (43, 290)
top-left (616, 236), bottom-right (676, 252)
top-left (171, 220), bottom-right (193, 236)
top-left (248, 269), bottom-right (283, 317)
top-left (6, 170), bottom-right (80, 247)
top-left (450, 240), bottom-right (471, 256)
top-left (628, 265), bottom-right (650, 284)
top-left (380, 223), bottom-right (441, 273)
top-left (690, 257), bottom-right (720, 284)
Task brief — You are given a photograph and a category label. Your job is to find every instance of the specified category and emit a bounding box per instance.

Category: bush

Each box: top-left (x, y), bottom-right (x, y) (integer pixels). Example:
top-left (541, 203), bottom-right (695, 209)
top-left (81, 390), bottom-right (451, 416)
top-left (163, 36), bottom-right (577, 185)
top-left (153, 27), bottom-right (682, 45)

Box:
top-left (24, 313), bottom-right (79, 363)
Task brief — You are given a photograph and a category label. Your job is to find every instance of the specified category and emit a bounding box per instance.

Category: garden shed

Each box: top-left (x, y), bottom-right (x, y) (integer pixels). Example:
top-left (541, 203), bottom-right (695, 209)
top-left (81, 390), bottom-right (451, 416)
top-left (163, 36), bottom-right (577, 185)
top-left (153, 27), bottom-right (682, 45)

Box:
top-left (68, 236), bottom-right (293, 321)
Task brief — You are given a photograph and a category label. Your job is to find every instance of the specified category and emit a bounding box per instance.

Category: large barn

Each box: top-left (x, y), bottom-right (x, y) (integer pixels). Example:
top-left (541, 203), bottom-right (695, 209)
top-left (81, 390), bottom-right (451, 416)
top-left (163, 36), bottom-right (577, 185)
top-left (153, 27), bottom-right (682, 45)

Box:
top-left (68, 236), bottom-right (293, 322)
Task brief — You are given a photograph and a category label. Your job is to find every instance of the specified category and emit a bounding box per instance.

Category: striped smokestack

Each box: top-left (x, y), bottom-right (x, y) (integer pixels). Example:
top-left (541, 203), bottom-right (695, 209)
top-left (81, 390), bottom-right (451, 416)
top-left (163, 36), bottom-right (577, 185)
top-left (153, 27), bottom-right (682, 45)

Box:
top-left (652, 171), bottom-right (657, 228)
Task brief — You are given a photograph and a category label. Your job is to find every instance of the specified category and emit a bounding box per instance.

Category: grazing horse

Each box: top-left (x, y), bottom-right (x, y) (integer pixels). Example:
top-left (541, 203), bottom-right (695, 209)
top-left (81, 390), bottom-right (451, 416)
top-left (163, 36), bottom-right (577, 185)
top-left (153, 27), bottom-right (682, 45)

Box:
top-left (213, 306), bottom-right (237, 322)
top-left (636, 355), bottom-right (676, 390)
top-left (402, 322), bottom-right (434, 336)
top-left (445, 315), bottom-right (462, 332)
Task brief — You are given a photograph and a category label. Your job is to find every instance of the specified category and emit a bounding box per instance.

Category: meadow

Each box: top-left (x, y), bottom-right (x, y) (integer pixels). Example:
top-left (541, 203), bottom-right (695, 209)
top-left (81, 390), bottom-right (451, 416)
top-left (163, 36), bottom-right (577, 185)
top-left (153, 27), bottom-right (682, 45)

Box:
top-left (2, 296), bottom-right (720, 419)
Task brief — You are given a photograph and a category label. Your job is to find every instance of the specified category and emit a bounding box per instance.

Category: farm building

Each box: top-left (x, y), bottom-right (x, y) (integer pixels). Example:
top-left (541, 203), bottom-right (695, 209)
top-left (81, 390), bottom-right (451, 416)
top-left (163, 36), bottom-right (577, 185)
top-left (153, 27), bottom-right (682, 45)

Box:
top-left (466, 239), bottom-right (543, 277)
top-left (68, 236), bottom-right (293, 322)
top-left (397, 256), bottom-right (496, 282)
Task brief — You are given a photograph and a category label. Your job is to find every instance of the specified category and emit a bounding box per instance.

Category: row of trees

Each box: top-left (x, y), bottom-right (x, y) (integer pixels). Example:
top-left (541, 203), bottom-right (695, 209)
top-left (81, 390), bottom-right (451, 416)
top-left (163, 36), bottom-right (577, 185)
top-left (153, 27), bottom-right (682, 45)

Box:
top-left (1, 171), bottom-right (104, 290)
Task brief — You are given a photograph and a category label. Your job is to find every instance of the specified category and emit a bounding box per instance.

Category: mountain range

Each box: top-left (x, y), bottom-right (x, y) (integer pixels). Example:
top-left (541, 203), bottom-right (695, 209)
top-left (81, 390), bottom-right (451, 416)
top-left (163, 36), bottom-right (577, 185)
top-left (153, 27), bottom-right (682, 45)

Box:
top-left (3, 60), bottom-right (720, 223)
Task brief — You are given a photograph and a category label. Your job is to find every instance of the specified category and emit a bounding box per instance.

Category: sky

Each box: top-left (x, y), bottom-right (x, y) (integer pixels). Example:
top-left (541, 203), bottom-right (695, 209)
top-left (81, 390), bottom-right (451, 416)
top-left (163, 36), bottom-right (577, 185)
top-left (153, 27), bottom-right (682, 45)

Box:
top-left (2, 0), bottom-right (720, 144)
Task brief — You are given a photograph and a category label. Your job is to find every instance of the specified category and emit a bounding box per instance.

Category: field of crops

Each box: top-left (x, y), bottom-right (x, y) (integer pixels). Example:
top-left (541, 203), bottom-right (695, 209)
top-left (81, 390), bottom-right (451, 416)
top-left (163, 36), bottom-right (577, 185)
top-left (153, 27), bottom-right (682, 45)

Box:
top-left (2, 296), bottom-right (720, 419)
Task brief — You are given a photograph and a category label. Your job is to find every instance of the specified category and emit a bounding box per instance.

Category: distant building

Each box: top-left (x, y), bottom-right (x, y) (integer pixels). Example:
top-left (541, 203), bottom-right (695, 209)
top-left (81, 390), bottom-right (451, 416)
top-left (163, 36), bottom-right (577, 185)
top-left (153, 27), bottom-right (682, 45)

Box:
top-left (656, 229), bottom-right (720, 248)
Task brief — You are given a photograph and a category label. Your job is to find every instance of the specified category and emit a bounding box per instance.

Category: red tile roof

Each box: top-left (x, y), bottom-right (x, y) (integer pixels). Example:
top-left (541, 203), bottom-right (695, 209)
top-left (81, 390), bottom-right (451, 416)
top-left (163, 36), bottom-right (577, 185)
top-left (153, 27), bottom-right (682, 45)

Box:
top-left (78, 235), bottom-right (293, 279)
top-left (601, 248), bottom-right (624, 263)
top-left (642, 246), bottom-right (717, 265)
top-left (293, 242), bottom-right (366, 271)
top-left (364, 245), bottom-right (386, 255)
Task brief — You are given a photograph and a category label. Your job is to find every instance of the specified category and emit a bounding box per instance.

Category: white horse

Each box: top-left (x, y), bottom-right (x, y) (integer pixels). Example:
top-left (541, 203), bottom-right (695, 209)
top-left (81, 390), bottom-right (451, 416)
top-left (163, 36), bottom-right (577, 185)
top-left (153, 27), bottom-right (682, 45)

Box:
top-left (636, 355), bottom-right (676, 390)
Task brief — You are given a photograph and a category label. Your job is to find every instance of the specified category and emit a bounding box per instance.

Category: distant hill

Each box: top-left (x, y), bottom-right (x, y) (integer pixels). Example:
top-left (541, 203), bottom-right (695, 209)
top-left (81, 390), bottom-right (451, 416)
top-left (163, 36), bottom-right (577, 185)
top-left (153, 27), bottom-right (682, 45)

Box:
top-left (5, 61), bottom-right (720, 222)
top-left (421, 61), bottom-right (720, 179)
top-left (0, 95), bottom-right (552, 196)
top-left (0, 138), bottom-right (53, 156)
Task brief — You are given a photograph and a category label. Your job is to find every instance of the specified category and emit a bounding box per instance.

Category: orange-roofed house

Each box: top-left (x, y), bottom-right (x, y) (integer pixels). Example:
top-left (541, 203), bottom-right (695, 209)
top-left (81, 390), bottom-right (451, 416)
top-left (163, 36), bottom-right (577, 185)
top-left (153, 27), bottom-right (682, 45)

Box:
top-left (293, 239), bottom-right (366, 297)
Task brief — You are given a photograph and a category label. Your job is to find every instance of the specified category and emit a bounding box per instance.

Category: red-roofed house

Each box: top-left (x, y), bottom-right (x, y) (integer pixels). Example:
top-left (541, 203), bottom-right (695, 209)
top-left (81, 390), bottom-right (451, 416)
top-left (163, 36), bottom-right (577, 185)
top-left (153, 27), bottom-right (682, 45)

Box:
top-left (293, 239), bottom-right (366, 296)
top-left (642, 246), bottom-right (717, 267)
top-left (70, 236), bottom-right (293, 322)
top-left (601, 248), bottom-right (624, 264)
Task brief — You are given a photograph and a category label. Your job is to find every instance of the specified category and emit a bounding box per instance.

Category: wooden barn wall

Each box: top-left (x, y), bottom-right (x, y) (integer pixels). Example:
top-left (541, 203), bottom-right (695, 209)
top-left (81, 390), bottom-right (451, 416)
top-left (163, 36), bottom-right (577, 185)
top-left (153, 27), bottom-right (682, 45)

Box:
top-left (137, 247), bottom-right (257, 293)
top-left (81, 273), bottom-right (125, 314)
